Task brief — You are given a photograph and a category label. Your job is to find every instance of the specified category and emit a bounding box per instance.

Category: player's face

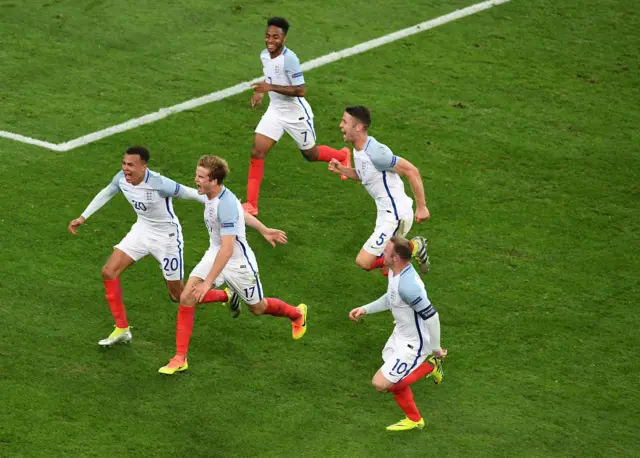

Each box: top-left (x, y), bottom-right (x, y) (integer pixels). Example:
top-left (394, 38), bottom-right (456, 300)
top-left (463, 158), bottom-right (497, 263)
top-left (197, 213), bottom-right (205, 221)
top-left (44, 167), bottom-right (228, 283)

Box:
top-left (340, 112), bottom-right (360, 143)
top-left (121, 154), bottom-right (147, 185)
top-left (195, 166), bottom-right (215, 195)
top-left (265, 26), bottom-right (286, 55)
top-left (383, 242), bottom-right (396, 267)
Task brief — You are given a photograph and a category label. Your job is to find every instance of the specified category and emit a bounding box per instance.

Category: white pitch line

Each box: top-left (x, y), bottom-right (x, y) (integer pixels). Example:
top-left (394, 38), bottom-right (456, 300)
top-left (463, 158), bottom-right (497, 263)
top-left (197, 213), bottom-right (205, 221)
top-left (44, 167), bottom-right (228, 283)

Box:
top-left (1, 0), bottom-right (512, 152)
top-left (0, 130), bottom-right (62, 151)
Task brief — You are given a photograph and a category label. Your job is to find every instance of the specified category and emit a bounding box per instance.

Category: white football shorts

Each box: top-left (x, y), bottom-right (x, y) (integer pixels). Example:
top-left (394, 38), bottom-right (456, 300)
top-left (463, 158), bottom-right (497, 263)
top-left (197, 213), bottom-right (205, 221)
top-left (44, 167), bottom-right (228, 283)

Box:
top-left (190, 248), bottom-right (263, 305)
top-left (362, 212), bottom-right (413, 256)
top-left (255, 108), bottom-right (316, 150)
top-left (380, 332), bottom-right (430, 384)
top-left (115, 223), bottom-right (184, 281)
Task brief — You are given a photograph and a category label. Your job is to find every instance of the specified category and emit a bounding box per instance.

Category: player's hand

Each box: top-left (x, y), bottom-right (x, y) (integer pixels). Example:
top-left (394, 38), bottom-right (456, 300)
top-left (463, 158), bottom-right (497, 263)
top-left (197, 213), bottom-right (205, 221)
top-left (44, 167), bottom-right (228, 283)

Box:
top-left (262, 228), bottom-right (287, 248)
top-left (68, 216), bottom-right (86, 235)
top-left (251, 81), bottom-right (272, 94)
top-left (251, 92), bottom-right (264, 107)
top-left (432, 348), bottom-right (448, 359)
top-left (349, 307), bottom-right (367, 322)
top-left (328, 158), bottom-right (342, 175)
top-left (192, 282), bottom-right (211, 303)
top-left (415, 205), bottom-right (430, 223)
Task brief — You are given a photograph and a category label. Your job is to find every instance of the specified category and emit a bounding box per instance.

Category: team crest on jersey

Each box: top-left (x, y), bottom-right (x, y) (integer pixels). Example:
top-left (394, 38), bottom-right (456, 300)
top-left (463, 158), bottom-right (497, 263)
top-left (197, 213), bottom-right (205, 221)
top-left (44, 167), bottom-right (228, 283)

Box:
top-left (389, 289), bottom-right (397, 302)
top-left (274, 65), bottom-right (281, 75)
top-left (145, 190), bottom-right (154, 202)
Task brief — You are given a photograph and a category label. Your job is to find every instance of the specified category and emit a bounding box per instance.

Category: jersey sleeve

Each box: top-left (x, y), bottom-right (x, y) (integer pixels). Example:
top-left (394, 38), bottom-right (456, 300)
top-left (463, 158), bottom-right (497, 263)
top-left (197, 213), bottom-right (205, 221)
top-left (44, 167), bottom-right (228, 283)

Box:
top-left (80, 171), bottom-right (122, 219)
top-left (368, 142), bottom-right (399, 172)
top-left (217, 194), bottom-right (240, 236)
top-left (399, 274), bottom-right (436, 320)
top-left (284, 52), bottom-right (305, 86)
top-left (148, 174), bottom-right (181, 198)
top-left (151, 174), bottom-right (207, 203)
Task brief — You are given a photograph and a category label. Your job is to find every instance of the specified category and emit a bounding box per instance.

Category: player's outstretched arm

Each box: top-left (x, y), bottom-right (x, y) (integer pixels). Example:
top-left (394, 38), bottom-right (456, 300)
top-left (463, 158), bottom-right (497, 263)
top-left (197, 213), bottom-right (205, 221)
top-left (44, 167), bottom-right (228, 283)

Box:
top-left (69, 177), bottom-right (121, 234)
top-left (328, 159), bottom-right (360, 181)
top-left (243, 211), bottom-right (287, 247)
top-left (362, 294), bottom-right (390, 315)
top-left (394, 157), bottom-right (430, 223)
top-left (152, 174), bottom-right (206, 204)
top-left (175, 184), bottom-right (206, 204)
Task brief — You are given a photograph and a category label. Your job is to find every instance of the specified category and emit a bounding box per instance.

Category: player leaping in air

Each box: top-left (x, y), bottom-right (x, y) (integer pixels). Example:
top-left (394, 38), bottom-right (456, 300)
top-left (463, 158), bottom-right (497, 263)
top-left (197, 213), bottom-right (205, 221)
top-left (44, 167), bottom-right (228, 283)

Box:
top-left (325, 105), bottom-right (430, 275)
top-left (243, 16), bottom-right (351, 216)
top-left (159, 155), bottom-right (307, 375)
top-left (68, 146), bottom-right (286, 348)
top-left (349, 236), bottom-right (447, 431)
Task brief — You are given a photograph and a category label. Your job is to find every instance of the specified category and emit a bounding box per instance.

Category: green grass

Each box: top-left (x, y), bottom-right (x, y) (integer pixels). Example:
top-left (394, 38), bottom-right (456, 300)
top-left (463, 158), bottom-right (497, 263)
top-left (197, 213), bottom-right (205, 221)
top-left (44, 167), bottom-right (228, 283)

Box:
top-left (1, 0), bottom-right (639, 456)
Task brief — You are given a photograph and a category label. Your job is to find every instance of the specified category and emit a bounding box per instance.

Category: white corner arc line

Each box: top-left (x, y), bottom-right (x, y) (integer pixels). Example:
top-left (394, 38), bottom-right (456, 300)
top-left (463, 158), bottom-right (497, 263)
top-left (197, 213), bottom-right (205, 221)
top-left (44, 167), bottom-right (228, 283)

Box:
top-left (1, 0), bottom-right (511, 152)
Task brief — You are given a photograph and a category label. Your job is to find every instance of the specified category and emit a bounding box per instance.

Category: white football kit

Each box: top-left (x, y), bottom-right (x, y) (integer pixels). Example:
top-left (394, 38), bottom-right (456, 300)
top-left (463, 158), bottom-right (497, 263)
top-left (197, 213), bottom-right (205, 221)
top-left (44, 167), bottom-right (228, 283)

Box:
top-left (362, 264), bottom-right (441, 384)
top-left (190, 186), bottom-right (264, 305)
top-left (81, 169), bottom-right (202, 281)
top-left (255, 46), bottom-right (316, 150)
top-left (353, 136), bottom-right (414, 256)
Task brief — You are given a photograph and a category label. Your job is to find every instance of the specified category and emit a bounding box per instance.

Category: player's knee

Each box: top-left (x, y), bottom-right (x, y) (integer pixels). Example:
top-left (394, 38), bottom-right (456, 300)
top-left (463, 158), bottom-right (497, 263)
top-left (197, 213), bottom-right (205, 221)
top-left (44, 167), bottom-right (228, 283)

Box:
top-left (355, 257), bottom-right (373, 271)
top-left (300, 148), bottom-right (317, 162)
top-left (179, 290), bottom-right (194, 305)
top-left (251, 146), bottom-right (267, 160)
top-left (168, 291), bottom-right (180, 303)
top-left (372, 378), bottom-right (389, 393)
top-left (101, 265), bottom-right (118, 281)
top-left (248, 301), bottom-right (267, 315)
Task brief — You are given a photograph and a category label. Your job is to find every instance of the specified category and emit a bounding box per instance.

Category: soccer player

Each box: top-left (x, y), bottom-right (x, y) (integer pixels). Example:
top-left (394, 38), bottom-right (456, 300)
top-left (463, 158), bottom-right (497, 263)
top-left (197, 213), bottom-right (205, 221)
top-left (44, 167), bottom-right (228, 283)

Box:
top-left (68, 146), bottom-right (285, 347)
top-left (325, 105), bottom-right (430, 274)
top-left (158, 155), bottom-right (307, 375)
top-left (348, 236), bottom-right (447, 431)
top-left (244, 16), bottom-right (351, 216)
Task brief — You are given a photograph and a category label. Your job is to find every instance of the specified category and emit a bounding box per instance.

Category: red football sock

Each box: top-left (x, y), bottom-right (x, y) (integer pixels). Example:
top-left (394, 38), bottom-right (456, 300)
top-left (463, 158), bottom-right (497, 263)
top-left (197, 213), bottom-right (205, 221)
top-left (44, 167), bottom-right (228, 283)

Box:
top-left (200, 289), bottom-right (228, 303)
top-left (103, 278), bottom-right (128, 328)
top-left (392, 386), bottom-right (422, 422)
top-left (390, 360), bottom-right (435, 392)
top-left (175, 304), bottom-right (195, 360)
top-left (247, 158), bottom-right (265, 208)
top-left (264, 298), bottom-right (302, 321)
top-left (369, 256), bottom-right (385, 271)
top-left (317, 145), bottom-right (347, 163)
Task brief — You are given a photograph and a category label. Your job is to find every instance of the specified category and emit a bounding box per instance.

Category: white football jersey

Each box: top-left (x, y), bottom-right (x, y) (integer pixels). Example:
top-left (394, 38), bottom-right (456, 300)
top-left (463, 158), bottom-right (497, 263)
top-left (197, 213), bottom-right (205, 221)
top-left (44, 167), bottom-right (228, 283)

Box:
top-left (387, 264), bottom-right (436, 345)
top-left (81, 169), bottom-right (188, 237)
top-left (260, 47), bottom-right (313, 122)
top-left (353, 136), bottom-right (413, 219)
top-left (202, 186), bottom-right (257, 270)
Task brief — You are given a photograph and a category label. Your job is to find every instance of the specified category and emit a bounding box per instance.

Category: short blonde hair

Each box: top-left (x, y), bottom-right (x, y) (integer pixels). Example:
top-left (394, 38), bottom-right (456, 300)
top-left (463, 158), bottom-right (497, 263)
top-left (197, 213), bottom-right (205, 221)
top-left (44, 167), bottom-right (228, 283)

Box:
top-left (197, 155), bottom-right (230, 184)
top-left (390, 236), bottom-right (413, 261)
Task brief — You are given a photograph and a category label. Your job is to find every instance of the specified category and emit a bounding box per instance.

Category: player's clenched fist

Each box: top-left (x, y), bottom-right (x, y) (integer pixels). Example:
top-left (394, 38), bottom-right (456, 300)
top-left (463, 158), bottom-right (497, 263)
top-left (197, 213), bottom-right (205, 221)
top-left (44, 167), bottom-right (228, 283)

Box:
top-left (414, 205), bottom-right (430, 223)
top-left (68, 216), bottom-right (85, 235)
top-left (349, 307), bottom-right (367, 322)
top-left (328, 158), bottom-right (342, 174)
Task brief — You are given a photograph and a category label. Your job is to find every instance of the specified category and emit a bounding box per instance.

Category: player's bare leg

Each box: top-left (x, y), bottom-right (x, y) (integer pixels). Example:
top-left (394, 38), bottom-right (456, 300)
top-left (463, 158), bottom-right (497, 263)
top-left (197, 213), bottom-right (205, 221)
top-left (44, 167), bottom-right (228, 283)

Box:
top-left (244, 133), bottom-right (276, 216)
top-left (247, 297), bottom-right (307, 340)
top-left (98, 249), bottom-right (135, 346)
top-left (300, 145), bottom-right (319, 161)
top-left (165, 280), bottom-right (183, 302)
top-left (355, 249), bottom-right (385, 272)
